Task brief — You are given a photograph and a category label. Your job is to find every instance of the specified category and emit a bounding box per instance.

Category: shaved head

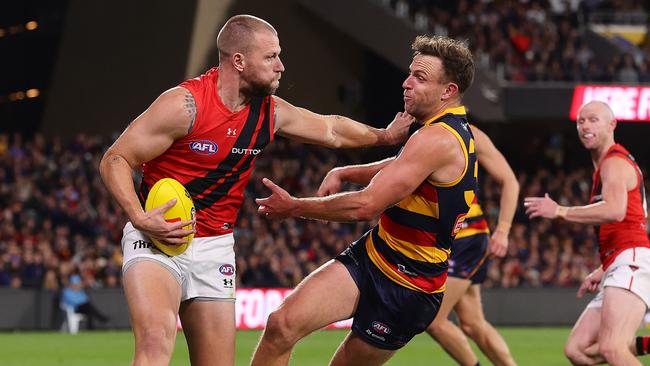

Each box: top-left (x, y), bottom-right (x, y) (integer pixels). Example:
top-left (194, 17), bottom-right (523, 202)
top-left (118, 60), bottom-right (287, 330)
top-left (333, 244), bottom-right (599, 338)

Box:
top-left (217, 15), bottom-right (277, 61)
top-left (576, 100), bottom-right (617, 152)
top-left (579, 101), bottom-right (615, 122)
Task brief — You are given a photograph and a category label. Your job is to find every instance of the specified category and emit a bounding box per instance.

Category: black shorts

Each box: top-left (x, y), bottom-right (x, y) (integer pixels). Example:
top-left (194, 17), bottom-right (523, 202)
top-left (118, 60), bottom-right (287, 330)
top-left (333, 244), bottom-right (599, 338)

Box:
top-left (335, 233), bottom-right (443, 350)
top-left (448, 233), bottom-right (490, 284)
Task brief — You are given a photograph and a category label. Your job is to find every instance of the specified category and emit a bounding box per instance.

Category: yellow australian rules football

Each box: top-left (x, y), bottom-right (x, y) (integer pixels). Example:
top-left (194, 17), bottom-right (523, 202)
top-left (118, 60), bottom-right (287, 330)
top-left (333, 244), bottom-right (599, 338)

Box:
top-left (144, 178), bottom-right (195, 256)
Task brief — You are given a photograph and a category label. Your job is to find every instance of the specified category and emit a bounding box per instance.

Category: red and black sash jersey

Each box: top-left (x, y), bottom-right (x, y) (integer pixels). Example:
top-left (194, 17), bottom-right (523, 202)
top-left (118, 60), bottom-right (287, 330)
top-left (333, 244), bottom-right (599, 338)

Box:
top-left (139, 68), bottom-right (275, 237)
top-left (366, 106), bottom-right (478, 293)
top-left (589, 143), bottom-right (650, 269)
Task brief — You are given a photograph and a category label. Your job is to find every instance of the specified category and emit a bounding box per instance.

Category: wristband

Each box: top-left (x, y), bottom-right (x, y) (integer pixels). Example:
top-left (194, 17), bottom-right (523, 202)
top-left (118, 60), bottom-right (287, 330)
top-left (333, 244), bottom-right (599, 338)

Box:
top-left (495, 222), bottom-right (511, 234)
top-left (555, 205), bottom-right (569, 219)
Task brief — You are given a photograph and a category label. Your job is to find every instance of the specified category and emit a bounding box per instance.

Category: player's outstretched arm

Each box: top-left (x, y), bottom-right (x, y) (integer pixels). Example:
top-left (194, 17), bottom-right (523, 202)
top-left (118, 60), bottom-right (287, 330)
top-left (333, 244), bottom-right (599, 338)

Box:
top-left (99, 87), bottom-right (195, 244)
top-left (524, 157), bottom-right (633, 224)
top-left (256, 125), bottom-right (458, 222)
top-left (273, 96), bottom-right (413, 148)
top-left (472, 125), bottom-right (519, 258)
top-left (317, 158), bottom-right (395, 196)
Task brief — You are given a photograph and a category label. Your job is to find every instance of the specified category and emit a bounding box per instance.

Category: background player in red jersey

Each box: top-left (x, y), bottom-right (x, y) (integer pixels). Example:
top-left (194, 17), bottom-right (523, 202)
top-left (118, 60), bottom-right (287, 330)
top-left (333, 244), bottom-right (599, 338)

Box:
top-left (251, 35), bottom-right (477, 366)
top-left (525, 101), bottom-right (650, 366)
top-left (99, 14), bottom-right (412, 366)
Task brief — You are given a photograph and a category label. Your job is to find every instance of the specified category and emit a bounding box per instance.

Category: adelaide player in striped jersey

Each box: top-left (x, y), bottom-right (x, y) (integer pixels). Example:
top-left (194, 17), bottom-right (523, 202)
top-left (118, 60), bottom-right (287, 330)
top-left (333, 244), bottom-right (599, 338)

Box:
top-left (313, 114), bottom-right (518, 366)
top-left (99, 15), bottom-right (413, 366)
top-left (252, 35), bottom-right (478, 366)
top-left (525, 101), bottom-right (650, 366)
top-left (313, 120), bottom-right (518, 366)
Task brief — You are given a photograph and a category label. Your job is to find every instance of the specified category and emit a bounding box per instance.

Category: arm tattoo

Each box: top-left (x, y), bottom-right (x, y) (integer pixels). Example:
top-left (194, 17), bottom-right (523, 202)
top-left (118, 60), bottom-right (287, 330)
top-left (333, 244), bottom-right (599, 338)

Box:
top-left (184, 91), bottom-right (197, 133)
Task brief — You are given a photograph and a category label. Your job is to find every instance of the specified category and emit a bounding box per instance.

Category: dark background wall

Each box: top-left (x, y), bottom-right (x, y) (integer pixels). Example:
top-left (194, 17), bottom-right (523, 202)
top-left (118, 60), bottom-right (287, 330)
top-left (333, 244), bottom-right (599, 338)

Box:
top-left (227, 0), bottom-right (370, 123)
top-left (41, 0), bottom-right (197, 139)
top-left (40, 0), bottom-right (373, 140)
top-left (0, 288), bottom-right (592, 331)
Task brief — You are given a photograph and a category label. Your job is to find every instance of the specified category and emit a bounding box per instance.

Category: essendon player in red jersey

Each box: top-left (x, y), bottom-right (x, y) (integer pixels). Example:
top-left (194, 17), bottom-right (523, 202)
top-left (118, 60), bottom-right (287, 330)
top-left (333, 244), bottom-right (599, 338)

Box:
top-left (525, 101), bottom-right (650, 366)
top-left (99, 15), bottom-right (412, 366)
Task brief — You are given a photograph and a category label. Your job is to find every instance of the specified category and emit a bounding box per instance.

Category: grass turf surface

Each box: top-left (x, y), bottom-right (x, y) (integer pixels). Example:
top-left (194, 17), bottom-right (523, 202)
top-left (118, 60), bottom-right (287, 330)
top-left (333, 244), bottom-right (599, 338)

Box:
top-left (2, 328), bottom-right (650, 365)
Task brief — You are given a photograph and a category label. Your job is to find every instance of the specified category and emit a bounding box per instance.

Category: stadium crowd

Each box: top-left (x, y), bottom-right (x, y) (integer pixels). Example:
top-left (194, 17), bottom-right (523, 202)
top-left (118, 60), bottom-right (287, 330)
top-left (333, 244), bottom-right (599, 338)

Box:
top-left (387, 0), bottom-right (650, 82)
top-left (2, 131), bottom-right (645, 291)
top-left (3, 1), bottom-right (650, 292)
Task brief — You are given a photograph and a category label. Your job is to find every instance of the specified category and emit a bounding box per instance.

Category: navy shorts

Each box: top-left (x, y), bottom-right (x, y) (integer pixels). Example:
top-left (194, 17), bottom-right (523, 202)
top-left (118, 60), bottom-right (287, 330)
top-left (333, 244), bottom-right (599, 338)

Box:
top-left (448, 233), bottom-right (490, 284)
top-left (335, 233), bottom-right (443, 350)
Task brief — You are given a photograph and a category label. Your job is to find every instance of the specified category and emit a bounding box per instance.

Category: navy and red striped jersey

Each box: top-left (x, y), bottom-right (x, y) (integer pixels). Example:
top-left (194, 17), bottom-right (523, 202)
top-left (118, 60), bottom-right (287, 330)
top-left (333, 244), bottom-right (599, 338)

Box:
top-left (589, 143), bottom-right (650, 269)
top-left (454, 195), bottom-right (489, 240)
top-left (365, 106), bottom-right (478, 293)
top-left (140, 68), bottom-right (275, 237)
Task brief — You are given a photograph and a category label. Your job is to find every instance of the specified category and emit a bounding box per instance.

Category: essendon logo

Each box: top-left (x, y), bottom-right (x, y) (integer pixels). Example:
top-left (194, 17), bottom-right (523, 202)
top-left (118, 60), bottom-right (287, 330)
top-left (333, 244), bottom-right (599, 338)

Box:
top-left (189, 140), bottom-right (218, 155)
top-left (219, 264), bottom-right (235, 276)
top-left (371, 321), bottom-right (391, 334)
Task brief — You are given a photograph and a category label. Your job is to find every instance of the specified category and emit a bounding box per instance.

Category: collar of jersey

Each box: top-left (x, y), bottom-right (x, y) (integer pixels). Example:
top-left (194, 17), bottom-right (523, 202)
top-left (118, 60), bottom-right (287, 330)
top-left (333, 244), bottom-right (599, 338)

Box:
top-left (422, 106), bottom-right (466, 126)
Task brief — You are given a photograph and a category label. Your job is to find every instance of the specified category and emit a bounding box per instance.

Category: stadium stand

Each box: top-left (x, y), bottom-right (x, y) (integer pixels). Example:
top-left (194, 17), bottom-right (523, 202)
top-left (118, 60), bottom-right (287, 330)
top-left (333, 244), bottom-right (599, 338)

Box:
top-left (382, 0), bottom-right (650, 82)
top-left (3, 130), bottom-right (642, 290)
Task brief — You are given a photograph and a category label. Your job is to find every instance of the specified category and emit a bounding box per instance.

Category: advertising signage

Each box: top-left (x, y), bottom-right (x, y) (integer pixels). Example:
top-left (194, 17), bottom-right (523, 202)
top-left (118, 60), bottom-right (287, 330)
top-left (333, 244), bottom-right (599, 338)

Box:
top-left (235, 288), bottom-right (352, 330)
top-left (175, 288), bottom-right (353, 330)
top-left (570, 85), bottom-right (650, 122)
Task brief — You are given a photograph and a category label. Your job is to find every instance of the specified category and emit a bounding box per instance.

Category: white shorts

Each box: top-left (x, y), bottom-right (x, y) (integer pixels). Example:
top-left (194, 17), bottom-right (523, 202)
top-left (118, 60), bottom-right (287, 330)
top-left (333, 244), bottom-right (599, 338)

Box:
top-left (586, 247), bottom-right (650, 324)
top-left (121, 222), bottom-right (236, 301)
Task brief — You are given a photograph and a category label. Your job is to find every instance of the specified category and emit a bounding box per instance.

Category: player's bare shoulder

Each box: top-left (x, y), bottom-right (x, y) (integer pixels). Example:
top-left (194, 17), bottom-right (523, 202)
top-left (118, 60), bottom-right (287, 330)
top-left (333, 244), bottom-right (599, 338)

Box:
top-left (271, 95), bottom-right (291, 132)
top-left (600, 154), bottom-right (638, 190)
top-left (411, 123), bottom-right (459, 155)
top-left (136, 87), bottom-right (196, 140)
top-left (413, 123), bottom-right (468, 182)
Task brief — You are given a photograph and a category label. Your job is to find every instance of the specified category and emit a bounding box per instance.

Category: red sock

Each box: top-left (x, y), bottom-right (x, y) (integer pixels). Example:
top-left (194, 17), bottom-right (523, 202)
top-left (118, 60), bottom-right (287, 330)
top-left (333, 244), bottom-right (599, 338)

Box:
top-left (636, 336), bottom-right (650, 355)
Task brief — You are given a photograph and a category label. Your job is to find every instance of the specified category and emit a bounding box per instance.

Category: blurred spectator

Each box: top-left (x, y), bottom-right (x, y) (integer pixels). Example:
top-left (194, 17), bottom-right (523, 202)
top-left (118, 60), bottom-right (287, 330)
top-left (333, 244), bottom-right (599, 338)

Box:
top-left (618, 53), bottom-right (639, 82)
top-left (60, 274), bottom-right (109, 329)
top-left (380, 0), bottom-right (650, 83)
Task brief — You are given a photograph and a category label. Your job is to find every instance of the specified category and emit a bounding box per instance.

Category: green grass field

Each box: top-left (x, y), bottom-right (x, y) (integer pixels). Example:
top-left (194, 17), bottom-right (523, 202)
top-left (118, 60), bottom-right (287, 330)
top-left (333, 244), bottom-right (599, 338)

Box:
top-left (2, 328), bottom-right (649, 365)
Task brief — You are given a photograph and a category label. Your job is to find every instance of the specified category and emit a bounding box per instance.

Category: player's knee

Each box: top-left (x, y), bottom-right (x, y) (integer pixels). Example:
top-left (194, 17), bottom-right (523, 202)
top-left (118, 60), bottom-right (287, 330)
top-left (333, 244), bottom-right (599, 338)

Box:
top-left (265, 309), bottom-right (301, 346)
top-left (426, 317), bottom-right (451, 338)
top-left (136, 326), bottom-right (175, 358)
top-left (564, 342), bottom-right (590, 366)
top-left (563, 343), bottom-right (581, 365)
top-left (599, 340), bottom-right (626, 364)
top-left (459, 318), bottom-right (482, 339)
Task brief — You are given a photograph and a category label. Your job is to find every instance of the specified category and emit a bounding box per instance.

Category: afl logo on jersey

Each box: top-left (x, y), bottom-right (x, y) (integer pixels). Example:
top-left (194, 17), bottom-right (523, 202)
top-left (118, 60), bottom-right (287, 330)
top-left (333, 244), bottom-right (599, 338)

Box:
top-left (189, 140), bottom-right (218, 155)
top-left (219, 264), bottom-right (235, 276)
